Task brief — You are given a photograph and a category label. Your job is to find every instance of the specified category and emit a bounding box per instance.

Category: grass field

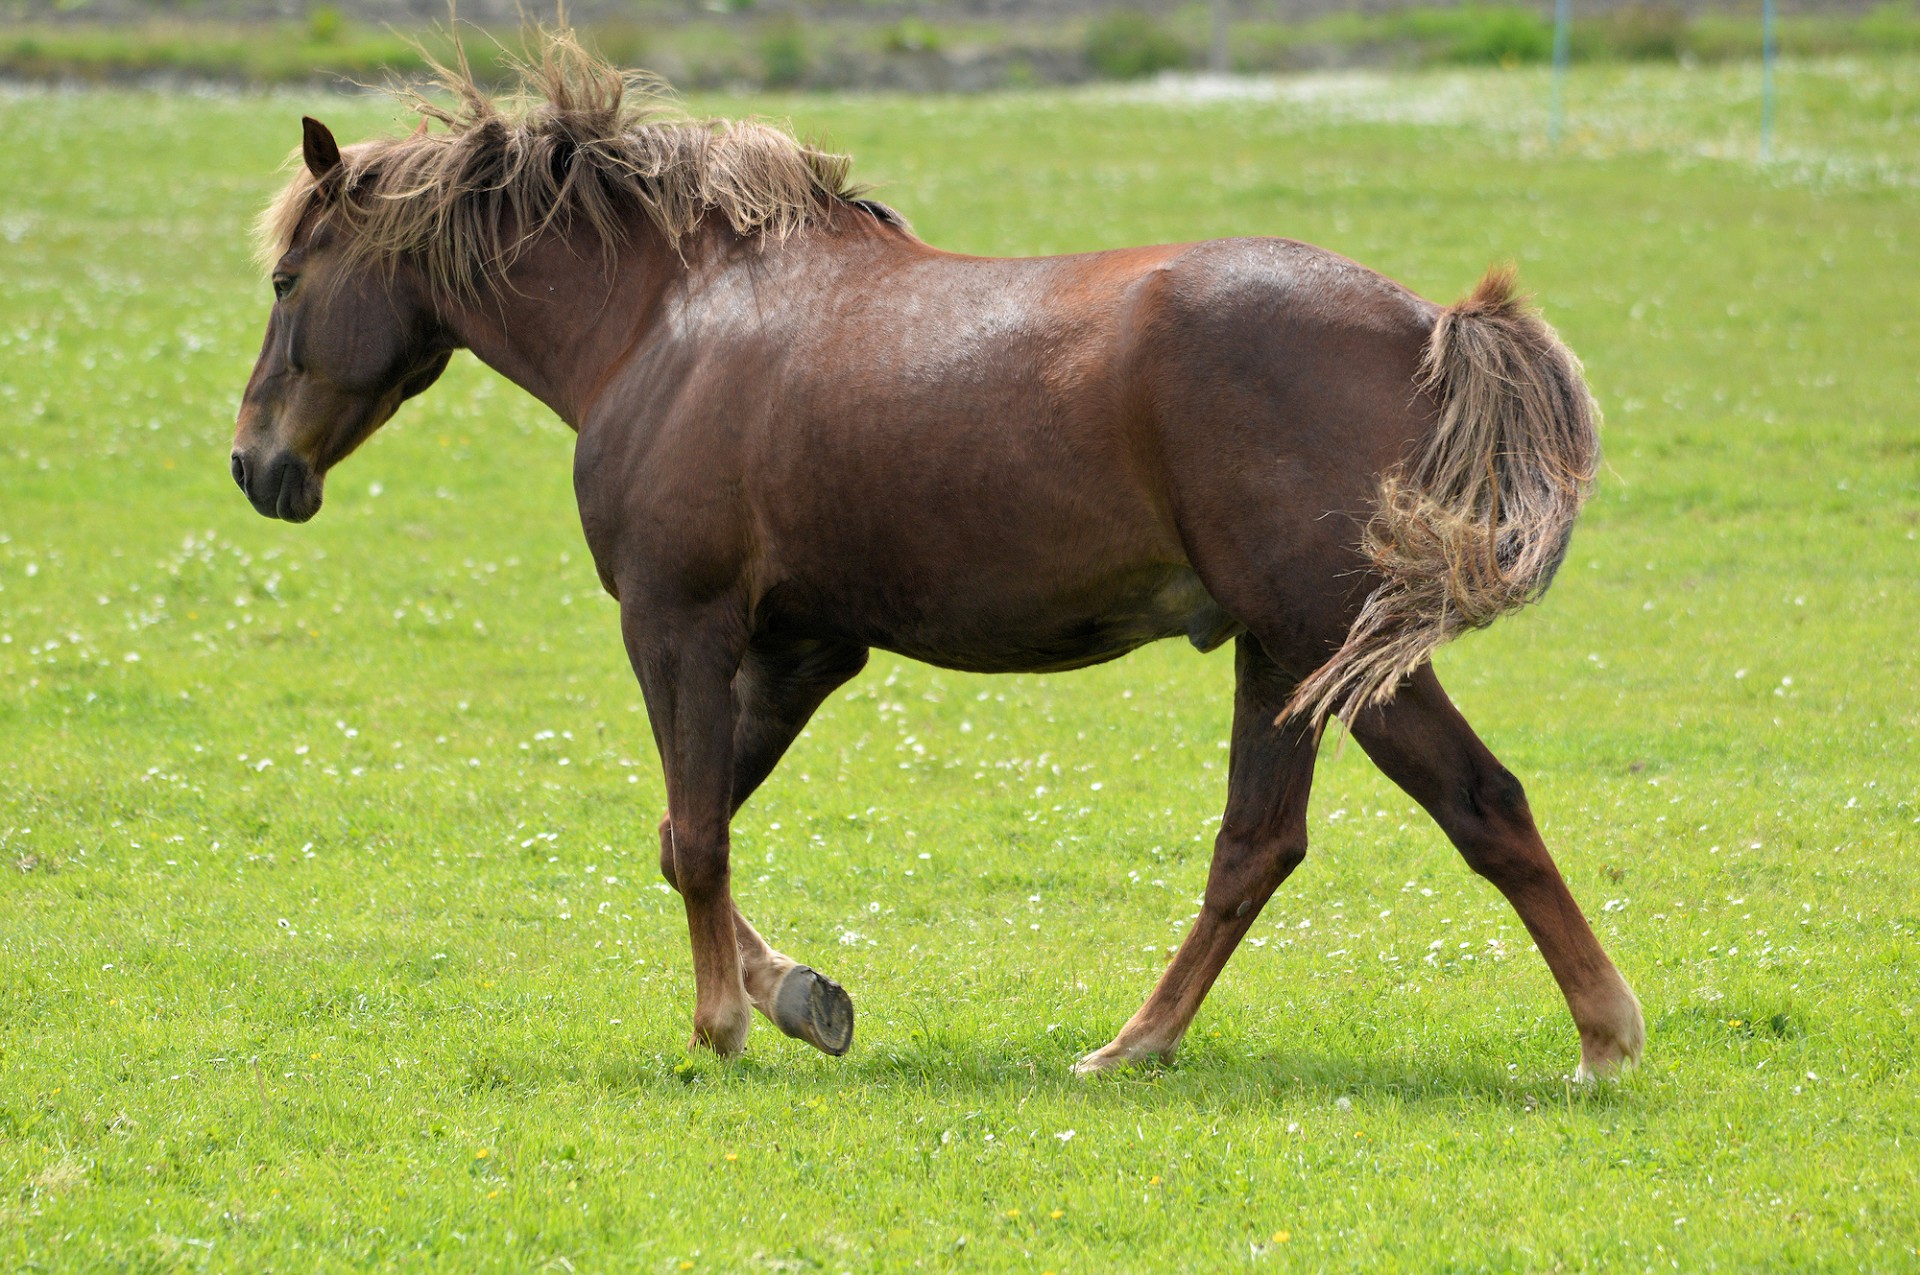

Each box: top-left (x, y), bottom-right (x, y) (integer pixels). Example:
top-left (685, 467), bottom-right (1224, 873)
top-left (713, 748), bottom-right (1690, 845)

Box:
top-left (2, 56), bottom-right (1917, 1270)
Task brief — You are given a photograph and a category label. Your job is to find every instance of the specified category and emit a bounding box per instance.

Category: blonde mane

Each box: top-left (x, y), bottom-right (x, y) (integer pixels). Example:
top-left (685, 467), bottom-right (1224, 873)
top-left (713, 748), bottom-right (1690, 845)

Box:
top-left (256, 28), bottom-right (880, 297)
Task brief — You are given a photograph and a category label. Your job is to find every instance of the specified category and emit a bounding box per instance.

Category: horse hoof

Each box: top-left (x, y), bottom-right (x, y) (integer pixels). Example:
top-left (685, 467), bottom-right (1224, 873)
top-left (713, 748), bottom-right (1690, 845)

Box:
top-left (1073, 1041), bottom-right (1171, 1075)
top-left (772, 965), bottom-right (854, 1056)
top-left (1573, 1042), bottom-right (1641, 1083)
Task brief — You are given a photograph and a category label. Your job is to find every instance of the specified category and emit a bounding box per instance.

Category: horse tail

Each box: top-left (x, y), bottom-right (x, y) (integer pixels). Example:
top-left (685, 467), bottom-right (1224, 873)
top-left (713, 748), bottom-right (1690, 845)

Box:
top-left (1284, 265), bottom-right (1600, 729)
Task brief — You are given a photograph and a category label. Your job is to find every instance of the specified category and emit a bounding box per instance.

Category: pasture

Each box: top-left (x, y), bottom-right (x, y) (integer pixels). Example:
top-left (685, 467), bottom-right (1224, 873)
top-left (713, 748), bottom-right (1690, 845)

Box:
top-left (3, 56), bottom-right (1918, 1269)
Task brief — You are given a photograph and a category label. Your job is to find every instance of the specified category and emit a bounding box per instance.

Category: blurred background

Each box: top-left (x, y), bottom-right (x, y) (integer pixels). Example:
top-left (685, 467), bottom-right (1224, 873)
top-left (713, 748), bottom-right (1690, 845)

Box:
top-left (1, 0), bottom-right (1908, 93)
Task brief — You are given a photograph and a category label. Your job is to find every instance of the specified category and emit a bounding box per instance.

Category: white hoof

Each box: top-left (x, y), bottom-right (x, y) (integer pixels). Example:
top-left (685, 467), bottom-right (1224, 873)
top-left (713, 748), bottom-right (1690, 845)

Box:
top-left (1073, 1041), bottom-right (1173, 1075)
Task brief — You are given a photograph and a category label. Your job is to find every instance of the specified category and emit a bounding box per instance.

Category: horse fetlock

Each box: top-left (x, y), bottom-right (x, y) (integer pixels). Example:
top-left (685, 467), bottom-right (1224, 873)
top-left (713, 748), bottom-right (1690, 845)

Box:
top-left (689, 1001), bottom-right (753, 1057)
top-left (1572, 979), bottom-right (1645, 1080)
top-left (770, 965), bottom-right (855, 1057)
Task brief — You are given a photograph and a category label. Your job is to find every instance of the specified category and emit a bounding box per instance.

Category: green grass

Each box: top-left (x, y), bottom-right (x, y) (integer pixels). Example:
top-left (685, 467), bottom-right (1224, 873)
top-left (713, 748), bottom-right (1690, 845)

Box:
top-left (2, 57), bottom-right (1918, 1270)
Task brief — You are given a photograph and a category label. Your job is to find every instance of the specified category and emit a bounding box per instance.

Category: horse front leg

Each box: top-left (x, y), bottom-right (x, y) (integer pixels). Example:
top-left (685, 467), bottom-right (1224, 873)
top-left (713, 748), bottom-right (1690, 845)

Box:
top-left (626, 605), bottom-right (753, 1055)
top-left (1077, 634), bottom-right (1320, 1073)
top-left (649, 839), bottom-right (855, 1057)
top-left (1350, 665), bottom-right (1645, 1079)
top-left (655, 637), bottom-right (868, 1056)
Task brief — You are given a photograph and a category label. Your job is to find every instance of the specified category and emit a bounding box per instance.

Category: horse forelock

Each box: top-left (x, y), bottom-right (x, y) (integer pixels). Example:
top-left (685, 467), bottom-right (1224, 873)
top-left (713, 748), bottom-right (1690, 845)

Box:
top-left (252, 26), bottom-right (872, 297)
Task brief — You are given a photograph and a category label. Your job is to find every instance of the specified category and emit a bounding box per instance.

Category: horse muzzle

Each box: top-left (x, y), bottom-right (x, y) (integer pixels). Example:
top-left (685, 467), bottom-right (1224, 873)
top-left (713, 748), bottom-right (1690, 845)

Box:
top-left (231, 448), bottom-right (324, 523)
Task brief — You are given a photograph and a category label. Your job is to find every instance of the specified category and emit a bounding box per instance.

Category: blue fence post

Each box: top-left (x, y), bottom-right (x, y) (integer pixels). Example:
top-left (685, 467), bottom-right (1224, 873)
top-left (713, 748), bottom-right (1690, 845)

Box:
top-left (1550, 0), bottom-right (1572, 146)
top-left (1761, 0), bottom-right (1778, 160)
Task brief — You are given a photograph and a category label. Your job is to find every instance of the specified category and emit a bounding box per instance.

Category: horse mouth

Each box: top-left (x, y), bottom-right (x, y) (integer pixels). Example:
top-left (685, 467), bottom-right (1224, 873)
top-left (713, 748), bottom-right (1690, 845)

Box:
top-left (273, 468), bottom-right (323, 522)
top-left (237, 451), bottom-right (324, 523)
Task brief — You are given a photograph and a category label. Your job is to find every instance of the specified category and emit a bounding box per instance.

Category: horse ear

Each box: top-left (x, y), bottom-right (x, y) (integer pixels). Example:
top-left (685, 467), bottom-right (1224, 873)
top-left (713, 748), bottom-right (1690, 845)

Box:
top-left (301, 116), bottom-right (342, 179)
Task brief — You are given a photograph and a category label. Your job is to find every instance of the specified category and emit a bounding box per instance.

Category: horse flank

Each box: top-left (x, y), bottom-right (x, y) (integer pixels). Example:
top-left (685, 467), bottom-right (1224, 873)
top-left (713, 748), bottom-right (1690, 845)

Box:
top-left (1282, 266), bottom-right (1601, 728)
top-left (254, 29), bottom-right (870, 298)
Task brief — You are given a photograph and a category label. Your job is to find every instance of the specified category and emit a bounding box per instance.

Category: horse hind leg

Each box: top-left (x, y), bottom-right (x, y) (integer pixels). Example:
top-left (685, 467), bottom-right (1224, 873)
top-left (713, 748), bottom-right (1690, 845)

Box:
top-left (1350, 665), bottom-right (1644, 1078)
top-left (1076, 633), bottom-right (1319, 1073)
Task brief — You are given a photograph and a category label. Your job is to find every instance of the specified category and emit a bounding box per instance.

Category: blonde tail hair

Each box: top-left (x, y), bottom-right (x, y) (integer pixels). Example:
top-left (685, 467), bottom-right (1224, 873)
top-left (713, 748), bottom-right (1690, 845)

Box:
top-left (1285, 266), bottom-right (1600, 728)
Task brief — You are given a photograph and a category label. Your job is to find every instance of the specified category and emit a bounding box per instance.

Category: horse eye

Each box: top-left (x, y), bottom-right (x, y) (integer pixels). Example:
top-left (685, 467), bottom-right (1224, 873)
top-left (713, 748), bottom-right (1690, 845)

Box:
top-left (272, 275), bottom-right (296, 301)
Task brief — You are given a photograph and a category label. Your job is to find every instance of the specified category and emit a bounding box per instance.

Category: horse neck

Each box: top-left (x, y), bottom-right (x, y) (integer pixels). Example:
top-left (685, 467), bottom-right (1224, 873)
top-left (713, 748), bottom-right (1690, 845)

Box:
top-left (437, 225), bottom-right (682, 430)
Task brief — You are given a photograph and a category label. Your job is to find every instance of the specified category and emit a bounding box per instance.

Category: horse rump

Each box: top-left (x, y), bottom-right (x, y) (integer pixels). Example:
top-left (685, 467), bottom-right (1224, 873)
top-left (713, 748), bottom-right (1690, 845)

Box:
top-left (1284, 266), bottom-right (1600, 727)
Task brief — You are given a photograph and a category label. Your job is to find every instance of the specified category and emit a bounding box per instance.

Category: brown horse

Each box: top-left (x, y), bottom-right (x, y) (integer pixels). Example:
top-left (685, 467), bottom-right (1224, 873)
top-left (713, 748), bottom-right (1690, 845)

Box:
top-left (232, 33), bottom-right (1644, 1078)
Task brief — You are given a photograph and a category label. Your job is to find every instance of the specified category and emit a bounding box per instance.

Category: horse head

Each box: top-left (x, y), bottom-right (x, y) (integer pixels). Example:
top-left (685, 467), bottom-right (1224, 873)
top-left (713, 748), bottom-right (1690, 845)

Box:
top-left (231, 118), bottom-right (452, 522)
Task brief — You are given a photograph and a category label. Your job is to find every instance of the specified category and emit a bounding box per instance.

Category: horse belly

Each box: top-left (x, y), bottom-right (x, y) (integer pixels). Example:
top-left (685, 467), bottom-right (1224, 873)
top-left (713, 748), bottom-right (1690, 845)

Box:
top-left (775, 563), bottom-right (1242, 675)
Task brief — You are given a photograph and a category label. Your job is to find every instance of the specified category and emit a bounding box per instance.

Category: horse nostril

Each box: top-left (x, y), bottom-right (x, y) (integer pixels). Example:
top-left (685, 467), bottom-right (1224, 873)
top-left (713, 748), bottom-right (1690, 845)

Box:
top-left (231, 450), bottom-right (249, 492)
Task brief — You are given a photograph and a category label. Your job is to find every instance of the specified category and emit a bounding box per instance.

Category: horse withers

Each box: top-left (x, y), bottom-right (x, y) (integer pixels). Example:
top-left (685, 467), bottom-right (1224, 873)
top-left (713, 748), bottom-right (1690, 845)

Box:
top-left (230, 33), bottom-right (1644, 1078)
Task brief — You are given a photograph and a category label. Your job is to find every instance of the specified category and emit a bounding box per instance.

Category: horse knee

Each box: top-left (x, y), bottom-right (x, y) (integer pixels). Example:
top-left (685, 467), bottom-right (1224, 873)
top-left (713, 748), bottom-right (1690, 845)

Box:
top-left (664, 829), bottom-right (731, 900)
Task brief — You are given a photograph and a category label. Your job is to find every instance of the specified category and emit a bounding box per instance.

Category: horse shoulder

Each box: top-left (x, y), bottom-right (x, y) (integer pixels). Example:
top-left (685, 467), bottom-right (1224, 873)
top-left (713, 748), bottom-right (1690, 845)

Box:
top-left (572, 360), bottom-right (766, 606)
